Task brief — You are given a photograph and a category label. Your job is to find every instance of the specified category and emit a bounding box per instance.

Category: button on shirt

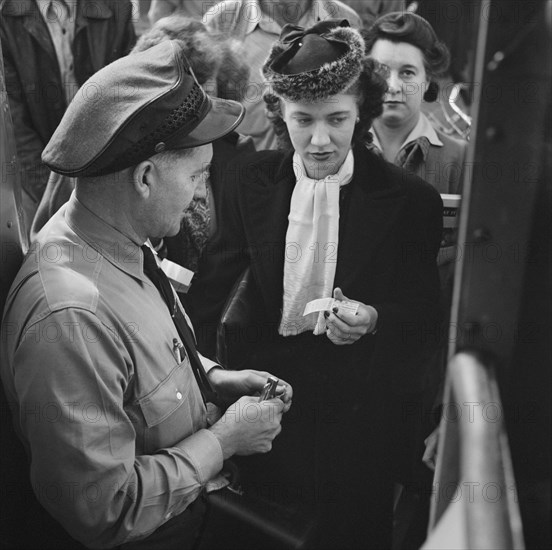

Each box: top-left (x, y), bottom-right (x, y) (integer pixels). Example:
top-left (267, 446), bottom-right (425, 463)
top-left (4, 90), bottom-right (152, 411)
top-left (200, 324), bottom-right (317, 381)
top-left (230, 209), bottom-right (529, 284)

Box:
top-left (0, 194), bottom-right (225, 548)
top-left (36, 0), bottom-right (79, 103)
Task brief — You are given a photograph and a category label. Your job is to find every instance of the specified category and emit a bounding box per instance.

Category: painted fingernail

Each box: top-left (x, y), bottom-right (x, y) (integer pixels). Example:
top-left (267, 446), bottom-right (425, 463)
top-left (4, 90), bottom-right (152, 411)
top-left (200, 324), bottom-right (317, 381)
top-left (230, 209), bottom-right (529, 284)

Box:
top-left (324, 311), bottom-right (330, 318)
top-left (332, 307), bottom-right (338, 314)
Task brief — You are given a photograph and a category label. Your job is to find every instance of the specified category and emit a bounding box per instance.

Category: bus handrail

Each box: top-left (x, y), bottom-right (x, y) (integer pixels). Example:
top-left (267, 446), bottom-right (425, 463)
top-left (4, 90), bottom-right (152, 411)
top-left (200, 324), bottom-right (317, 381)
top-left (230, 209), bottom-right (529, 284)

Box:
top-left (425, 351), bottom-right (525, 550)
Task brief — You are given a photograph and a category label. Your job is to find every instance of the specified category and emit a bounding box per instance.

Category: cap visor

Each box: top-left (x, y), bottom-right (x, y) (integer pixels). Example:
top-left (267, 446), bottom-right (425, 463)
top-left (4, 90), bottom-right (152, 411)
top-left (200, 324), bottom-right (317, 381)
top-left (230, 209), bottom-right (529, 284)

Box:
top-left (170, 97), bottom-right (245, 149)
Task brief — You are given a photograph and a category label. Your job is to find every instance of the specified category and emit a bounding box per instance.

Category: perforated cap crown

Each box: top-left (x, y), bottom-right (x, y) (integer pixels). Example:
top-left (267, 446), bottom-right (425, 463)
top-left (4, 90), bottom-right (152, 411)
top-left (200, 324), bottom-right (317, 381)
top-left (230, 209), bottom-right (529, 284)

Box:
top-left (42, 40), bottom-right (245, 177)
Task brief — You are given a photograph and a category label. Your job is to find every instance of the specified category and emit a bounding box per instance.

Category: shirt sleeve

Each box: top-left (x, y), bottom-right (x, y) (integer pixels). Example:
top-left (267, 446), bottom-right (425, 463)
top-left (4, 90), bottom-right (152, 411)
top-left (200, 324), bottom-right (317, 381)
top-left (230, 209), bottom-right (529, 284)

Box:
top-left (12, 308), bottom-right (223, 548)
top-left (199, 353), bottom-right (222, 373)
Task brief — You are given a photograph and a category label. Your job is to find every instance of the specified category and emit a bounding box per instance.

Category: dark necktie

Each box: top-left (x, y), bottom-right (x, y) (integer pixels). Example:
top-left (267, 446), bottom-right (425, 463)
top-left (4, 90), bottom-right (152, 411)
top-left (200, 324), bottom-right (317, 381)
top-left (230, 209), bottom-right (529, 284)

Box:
top-left (394, 136), bottom-right (430, 172)
top-left (141, 245), bottom-right (218, 405)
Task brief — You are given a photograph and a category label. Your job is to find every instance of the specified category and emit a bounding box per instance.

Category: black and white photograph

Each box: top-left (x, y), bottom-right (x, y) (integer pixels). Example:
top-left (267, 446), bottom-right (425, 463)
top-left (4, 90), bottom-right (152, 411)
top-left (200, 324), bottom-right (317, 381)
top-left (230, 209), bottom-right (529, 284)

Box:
top-left (1, 1), bottom-right (550, 549)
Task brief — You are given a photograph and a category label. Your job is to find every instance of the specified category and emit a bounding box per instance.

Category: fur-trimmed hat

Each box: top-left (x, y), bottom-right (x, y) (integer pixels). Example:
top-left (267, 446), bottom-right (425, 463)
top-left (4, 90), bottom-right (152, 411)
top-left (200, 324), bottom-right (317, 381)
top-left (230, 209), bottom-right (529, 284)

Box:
top-left (262, 19), bottom-right (365, 102)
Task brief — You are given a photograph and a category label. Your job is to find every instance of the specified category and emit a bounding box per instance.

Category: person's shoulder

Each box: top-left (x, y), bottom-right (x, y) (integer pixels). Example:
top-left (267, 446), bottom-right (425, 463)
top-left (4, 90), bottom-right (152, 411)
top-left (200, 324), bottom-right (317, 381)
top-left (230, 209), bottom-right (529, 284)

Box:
top-left (374, 152), bottom-right (441, 206)
top-left (4, 246), bottom-right (100, 338)
top-left (435, 129), bottom-right (468, 158)
top-left (223, 149), bottom-right (289, 194)
top-left (211, 132), bottom-right (258, 184)
top-left (356, 146), bottom-right (442, 220)
top-left (28, 226), bottom-right (101, 314)
top-left (225, 148), bottom-right (286, 181)
top-left (0, 0), bottom-right (34, 17)
top-left (224, 147), bottom-right (283, 166)
top-left (214, 131), bottom-right (255, 156)
top-left (98, 0), bottom-right (134, 17)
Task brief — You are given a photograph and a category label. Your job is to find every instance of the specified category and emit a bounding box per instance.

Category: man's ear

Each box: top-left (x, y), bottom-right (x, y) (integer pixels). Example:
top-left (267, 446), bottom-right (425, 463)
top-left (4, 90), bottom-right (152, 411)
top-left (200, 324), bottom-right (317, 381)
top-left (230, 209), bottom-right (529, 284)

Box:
top-left (132, 160), bottom-right (156, 198)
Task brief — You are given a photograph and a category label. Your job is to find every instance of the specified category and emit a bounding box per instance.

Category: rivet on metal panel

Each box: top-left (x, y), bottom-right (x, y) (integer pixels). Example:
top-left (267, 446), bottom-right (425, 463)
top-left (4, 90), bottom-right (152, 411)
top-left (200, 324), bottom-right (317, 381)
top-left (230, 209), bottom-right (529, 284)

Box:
top-left (485, 126), bottom-right (501, 141)
top-left (473, 227), bottom-right (491, 243)
top-left (487, 51), bottom-right (505, 71)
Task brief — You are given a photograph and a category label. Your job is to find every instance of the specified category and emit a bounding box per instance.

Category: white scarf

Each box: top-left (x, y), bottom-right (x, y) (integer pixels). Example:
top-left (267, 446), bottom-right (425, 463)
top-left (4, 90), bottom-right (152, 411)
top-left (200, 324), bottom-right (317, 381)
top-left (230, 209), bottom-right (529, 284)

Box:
top-left (278, 150), bottom-right (354, 336)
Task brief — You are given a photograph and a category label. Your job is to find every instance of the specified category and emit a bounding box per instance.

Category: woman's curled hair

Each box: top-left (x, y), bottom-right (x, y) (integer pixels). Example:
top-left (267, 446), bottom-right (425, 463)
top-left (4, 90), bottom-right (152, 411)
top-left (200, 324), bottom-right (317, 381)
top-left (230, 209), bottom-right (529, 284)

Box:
top-left (362, 12), bottom-right (450, 102)
top-left (132, 14), bottom-right (250, 102)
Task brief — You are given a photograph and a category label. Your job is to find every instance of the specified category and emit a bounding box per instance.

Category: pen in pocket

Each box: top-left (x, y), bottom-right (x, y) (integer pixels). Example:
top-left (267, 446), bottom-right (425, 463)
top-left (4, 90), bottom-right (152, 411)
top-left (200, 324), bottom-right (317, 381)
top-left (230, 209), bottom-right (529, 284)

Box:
top-left (173, 338), bottom-right (184, 362)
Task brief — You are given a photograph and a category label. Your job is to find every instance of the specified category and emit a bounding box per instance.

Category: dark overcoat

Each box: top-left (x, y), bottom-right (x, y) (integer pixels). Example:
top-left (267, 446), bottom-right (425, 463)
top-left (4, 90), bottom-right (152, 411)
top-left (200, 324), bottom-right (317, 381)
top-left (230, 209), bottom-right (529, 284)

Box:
top-left (188, 144), bottom-right (443, 548)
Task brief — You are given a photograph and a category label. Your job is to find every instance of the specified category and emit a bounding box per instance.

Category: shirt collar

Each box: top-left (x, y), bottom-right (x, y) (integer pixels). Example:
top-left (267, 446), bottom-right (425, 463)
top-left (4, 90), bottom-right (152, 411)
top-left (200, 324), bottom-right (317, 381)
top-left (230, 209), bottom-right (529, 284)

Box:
top-left (65, 194), bottom-right (148, 283)
top-left (370, 112), bottom-right (443, 152)
top-left (35, 0), bottom-right (74, 21)
top-left (245, 0), bottom-right (322, 35)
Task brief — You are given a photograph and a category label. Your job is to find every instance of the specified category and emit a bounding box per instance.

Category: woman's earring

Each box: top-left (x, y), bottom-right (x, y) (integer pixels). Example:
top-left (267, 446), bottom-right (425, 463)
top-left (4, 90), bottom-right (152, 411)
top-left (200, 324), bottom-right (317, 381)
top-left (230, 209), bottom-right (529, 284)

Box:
top-left (356, 116), bottom-right (360, 124)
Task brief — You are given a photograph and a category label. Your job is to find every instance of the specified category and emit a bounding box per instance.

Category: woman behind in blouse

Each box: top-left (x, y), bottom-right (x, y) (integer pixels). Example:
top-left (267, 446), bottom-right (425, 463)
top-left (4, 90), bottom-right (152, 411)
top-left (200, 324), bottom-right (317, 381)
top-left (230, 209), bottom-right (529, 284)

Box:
top-left (363, 11), bottom-right (467, 195)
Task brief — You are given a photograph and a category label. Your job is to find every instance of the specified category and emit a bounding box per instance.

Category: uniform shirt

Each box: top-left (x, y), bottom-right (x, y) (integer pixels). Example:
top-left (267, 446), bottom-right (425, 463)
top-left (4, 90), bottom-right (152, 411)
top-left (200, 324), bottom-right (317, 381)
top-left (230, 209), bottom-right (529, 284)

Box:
top-left (0, 195), bottom-right (225, 548)
top-left (204, 0), bottom-right (361, 151)
top-left (36, 0), bottom-right (79, 103)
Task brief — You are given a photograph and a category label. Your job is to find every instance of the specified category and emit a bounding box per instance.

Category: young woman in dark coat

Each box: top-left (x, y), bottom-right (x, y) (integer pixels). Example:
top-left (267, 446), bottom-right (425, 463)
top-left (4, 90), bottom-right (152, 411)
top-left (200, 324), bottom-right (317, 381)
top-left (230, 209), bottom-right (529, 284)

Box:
top-left (188, 19), bottom-right (443, 549)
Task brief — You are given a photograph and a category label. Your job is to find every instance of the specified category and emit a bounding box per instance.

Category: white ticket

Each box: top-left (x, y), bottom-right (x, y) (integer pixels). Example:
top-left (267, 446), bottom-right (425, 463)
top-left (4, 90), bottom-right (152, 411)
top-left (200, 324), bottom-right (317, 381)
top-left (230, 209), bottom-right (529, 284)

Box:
top-left (303, 298), bottom-right (359, 316)
top-left (160, 258), bottom-right (194, 293)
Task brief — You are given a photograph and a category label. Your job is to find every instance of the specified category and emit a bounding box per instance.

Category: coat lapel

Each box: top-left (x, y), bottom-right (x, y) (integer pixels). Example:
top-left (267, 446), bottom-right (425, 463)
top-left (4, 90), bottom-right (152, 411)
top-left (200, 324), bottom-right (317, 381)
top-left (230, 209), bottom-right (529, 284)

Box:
top-left (10, 0), bottom-right (58, 65)
top-left (242, 152), bottom-right (296, 323)
top-left (75, 0), bottom-right (114, 72)
top-left (335, 147), bottom-right (407, 289)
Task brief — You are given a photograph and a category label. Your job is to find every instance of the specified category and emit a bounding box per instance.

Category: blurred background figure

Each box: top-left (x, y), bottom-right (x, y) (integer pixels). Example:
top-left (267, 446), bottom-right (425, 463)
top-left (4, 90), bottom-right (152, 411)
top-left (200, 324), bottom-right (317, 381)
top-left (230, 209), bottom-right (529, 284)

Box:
top-left (148, 0), bottom-right (207, 24)
top-left (204, 0), bottom-right (362, 151)
top-left (341, 0), bottom-right (407, 27)
top-left (31, 14), bottom-right (254, 284)
top-left (413, 0), bottom-right (477, 84)
top-left (0, 0), bottom-right (136, 234)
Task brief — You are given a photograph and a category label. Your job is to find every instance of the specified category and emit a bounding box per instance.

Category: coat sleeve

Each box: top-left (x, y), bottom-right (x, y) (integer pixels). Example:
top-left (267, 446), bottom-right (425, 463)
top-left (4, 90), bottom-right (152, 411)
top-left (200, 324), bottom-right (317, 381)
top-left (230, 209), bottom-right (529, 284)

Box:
top-left (117, 0), bottom-right (137, 56)
top-left (186, 158), bottom-right (251, 359)
top-left (1, 26), bottom-right (50, 204)
top-left (372, 180), bottom-right (444, 394)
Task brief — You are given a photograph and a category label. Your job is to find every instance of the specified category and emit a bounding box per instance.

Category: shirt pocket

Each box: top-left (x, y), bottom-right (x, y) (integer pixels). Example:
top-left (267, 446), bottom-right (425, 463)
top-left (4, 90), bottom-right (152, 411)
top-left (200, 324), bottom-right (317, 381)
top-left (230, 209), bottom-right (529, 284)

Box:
top-left (138, 362), bottom-right (205, 453)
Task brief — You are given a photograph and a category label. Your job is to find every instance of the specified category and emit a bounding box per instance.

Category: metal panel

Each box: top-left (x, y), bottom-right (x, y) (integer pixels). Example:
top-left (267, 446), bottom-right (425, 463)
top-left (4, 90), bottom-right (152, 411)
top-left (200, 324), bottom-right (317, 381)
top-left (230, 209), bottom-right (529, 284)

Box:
top-left (449, 0), bottom-right (551, 371)
top-left (427, 352), bottom-right (525, 549)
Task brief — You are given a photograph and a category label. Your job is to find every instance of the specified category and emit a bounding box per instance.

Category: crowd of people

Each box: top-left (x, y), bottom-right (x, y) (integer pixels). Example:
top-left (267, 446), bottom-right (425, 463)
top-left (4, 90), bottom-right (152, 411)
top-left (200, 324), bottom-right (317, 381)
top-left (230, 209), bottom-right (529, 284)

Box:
top-left (0, 1), bottom-right (468, 548)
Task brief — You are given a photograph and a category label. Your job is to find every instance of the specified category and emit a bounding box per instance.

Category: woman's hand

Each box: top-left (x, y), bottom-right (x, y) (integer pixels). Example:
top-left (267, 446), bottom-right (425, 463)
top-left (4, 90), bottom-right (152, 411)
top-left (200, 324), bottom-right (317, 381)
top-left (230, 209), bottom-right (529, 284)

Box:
top-left (325, 288), bottom-right (378, 346)
top-left (422, 426), bottom-right (440, 471)
top-left (207, 368), bottom-right (293, 412)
